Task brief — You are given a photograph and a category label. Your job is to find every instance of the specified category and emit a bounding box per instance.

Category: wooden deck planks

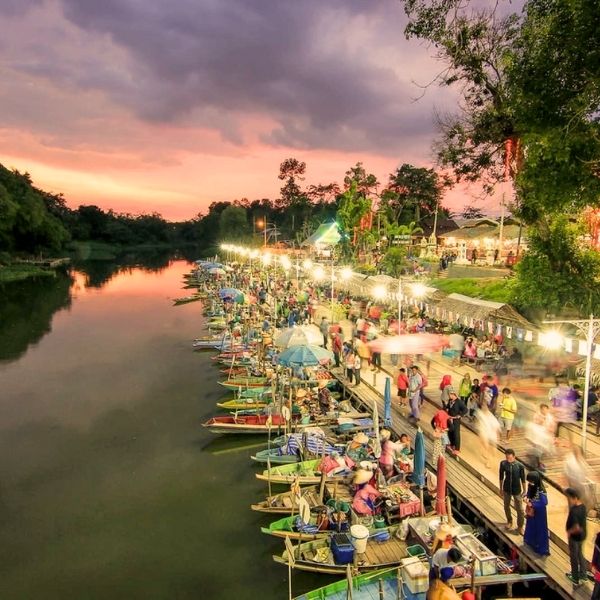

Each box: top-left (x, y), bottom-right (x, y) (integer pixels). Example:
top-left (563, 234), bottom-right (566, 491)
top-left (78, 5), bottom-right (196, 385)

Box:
top-left (332, 370), bottom-right (593, 600)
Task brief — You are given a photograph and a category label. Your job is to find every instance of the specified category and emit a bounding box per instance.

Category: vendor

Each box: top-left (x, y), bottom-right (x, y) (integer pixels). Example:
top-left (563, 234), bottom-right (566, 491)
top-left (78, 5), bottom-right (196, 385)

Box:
top-left (379, 429), bottom-right (406, 479)
top-left (352, 469), bottom-right (381, 515)
top-left (346, 432), bottom-right (372, 463)
top-left (317, 380), bottom-right (332, 415)
top-left (426, 567), bottom-right (465, 600)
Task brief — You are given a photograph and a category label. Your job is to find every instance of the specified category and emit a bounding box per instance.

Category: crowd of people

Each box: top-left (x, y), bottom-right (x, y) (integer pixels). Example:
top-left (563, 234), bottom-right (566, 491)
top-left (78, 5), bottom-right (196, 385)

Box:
top-left (216, 259), bottom-right (600, 593)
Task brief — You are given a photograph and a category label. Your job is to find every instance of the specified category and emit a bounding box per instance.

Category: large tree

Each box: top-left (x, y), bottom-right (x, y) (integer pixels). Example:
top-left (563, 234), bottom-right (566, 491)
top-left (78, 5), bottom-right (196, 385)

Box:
top-left (381, 163), bottom-right (445, 225)
top-left (400, 0), bottom-right (600, 315)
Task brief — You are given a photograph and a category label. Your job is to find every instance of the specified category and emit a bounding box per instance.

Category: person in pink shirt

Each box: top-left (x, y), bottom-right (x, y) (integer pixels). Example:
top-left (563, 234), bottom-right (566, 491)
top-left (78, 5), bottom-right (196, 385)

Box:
top-left (378, 429), bottom-right (406, 479)
top-left (352, 470), bottom-right (381, 515)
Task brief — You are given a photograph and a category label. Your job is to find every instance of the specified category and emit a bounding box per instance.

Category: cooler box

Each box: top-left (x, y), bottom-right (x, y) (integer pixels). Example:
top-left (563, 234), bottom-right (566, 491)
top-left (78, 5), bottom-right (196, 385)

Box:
top-left (400, 556), bottom-right (429, 594)
top-left (331, 533), bottom-right (355, 565)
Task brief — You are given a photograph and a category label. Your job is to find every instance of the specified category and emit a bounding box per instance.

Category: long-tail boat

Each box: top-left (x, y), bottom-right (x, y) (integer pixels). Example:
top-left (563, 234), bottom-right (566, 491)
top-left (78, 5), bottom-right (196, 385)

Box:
top-left (202, 413), bottom-right (290, 435)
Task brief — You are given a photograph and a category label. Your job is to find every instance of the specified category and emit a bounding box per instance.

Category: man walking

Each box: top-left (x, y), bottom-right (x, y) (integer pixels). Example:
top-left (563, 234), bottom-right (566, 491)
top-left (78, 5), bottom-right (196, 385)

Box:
top-left (446, 391), bottom-right (468, 454)
top-left (499, 449), bottom-right (526, 535)
top-left (408, 365), bottom-right (423, 422)
top-left (565, 487), bottom-right (588, 586)
top-left (319, 316), bottom-right (329, 348)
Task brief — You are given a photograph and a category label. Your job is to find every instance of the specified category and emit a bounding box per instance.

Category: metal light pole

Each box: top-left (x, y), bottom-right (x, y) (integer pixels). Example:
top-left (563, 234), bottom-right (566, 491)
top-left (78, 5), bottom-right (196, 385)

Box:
top-left (397, 277), bottom-right (403, 326)
top-left (543, 314), bottom-right (600, 454)
top-left (330, 256), bottom-right (335, 322)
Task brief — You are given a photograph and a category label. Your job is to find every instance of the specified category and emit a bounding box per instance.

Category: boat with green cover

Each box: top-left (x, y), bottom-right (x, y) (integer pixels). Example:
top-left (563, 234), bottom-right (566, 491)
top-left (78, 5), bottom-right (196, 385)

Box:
top-left (256, 458), bottom-right (352, 486)
top-left (293, 567), bottom-right (403, 599)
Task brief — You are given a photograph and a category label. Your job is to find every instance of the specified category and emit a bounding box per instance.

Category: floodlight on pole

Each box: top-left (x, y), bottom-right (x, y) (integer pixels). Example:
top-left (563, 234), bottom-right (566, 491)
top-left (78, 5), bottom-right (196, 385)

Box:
top-left (340, 267), bottom-right (353, 281)
top-left (280, 255), bottom-right (292, 270)
top-left (542, 314), bottom-right (600, 455)
top-left (411, 282), bottom-right (427, 298)
top-left (372, 285), bottom-right (387, 300)
top-left (313, 266), bottom-right (325, 281)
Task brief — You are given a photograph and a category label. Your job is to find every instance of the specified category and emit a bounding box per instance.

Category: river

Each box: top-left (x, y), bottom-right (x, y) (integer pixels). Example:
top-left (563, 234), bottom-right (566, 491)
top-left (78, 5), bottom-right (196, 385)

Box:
top-left (0, 259), bottom-right (324, 600)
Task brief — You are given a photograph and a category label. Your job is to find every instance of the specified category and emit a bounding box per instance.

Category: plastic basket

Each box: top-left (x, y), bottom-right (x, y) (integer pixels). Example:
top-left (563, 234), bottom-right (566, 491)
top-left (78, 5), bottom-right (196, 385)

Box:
top-left (407, 544), bottom-right (426, 558)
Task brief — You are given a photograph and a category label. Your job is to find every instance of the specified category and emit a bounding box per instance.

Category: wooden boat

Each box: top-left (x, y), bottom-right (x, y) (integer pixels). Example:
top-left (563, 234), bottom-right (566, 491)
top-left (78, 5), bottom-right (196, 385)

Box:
top-left (293, 567), bottom-right (402, 599)
top-left (202, 413), bottom-right (291, 435)
top-left (251, 484), bottom-right (324, 514)
top-left (251, 431), bottom-right (341, 464)
top-left (219, 367), bottom-right (250, 376)
top-left (216, 396), bottom-right (271, 411)
top-left (256, 458), bottom-right (352, 486)
top-left (293, 568), bottom-right (549, 600)
top-left (219, 376), bottom-right (270, 390)
top-left (273, 526), bottom-right (408, 575)
top-left (261, 514), bottom-right (331, 541)
top-left (173, 294), bottom-right (203, 305)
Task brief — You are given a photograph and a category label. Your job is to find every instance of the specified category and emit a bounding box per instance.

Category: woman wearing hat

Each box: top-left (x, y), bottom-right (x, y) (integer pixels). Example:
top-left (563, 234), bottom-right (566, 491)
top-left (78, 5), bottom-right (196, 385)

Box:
top-left (352, 469), bottom-right (381, 515)
top-left (378, 429), bottom-right (405, 480)
top-left (346, 432), bottom-right (371, 463)
top-left (317, 380), bottom-right (332, 415)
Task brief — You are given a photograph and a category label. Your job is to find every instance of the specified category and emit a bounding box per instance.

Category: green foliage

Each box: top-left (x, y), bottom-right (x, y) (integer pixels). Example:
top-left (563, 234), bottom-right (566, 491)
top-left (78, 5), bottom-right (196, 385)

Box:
top-left (381, 247), bottom-right (408, 277)
top-left (430, 277), bottom-right (513, 304)
top-left (219, 204), bottom-right (249, 240)
top-left (0, 264), bottom-right (55, 283)
top-left (343, 162), bottom-right (379, 196)
top-left (400, 0), bottom-right (600, 316)
top-left (0, 166), bottom-right (70, 253)
top-left (382, 164), bottom-right (444, 224)
top-left (337, 181), bottom-right (372, 259)
top-left (511, 217), bottom-right (600, 315)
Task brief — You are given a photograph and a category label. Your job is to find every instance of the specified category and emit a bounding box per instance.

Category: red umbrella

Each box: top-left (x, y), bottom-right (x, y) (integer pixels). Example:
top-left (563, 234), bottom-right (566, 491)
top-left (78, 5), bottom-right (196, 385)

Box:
top-left (367, 333), bottom-right (450, 354)
top-left (435, 454), bottom-right (447, 516)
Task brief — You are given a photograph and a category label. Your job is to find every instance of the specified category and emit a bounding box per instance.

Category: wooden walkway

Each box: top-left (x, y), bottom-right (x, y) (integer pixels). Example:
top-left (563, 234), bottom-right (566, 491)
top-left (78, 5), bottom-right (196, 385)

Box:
top-left (332, 368), bottom-right (593, 600)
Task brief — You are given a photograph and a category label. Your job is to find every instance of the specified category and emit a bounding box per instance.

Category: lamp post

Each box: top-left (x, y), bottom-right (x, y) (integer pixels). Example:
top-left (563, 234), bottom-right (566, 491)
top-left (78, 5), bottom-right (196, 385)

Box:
top-left (312, 263), bottom-right (351, 322)
top-left (542, 314), bottom-right (600, 454)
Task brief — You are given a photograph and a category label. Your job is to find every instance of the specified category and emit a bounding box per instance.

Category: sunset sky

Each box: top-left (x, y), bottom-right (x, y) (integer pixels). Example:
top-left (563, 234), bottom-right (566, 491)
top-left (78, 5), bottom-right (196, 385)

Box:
top-left (0, 0), bottom-right (505, 220)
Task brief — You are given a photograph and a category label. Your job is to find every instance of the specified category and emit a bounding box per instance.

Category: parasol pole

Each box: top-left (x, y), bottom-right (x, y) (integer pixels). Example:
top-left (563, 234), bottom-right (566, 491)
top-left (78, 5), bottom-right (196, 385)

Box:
top-left (446, 495), bottom-right (453, 525)
top-left (346, 563), bottom-right (353, 600)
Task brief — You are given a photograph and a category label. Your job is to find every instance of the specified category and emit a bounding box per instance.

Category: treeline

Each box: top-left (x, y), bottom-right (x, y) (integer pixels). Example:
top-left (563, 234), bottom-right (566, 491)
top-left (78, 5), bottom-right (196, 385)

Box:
top-left (0, 159), bottom-right (446, 256)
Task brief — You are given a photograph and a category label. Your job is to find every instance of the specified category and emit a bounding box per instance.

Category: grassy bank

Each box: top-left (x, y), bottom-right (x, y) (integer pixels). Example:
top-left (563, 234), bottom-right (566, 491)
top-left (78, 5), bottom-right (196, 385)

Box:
top-left (429, 277), bottom-right (514, 303)
top-left (0, 264), bottom-right (56, 283)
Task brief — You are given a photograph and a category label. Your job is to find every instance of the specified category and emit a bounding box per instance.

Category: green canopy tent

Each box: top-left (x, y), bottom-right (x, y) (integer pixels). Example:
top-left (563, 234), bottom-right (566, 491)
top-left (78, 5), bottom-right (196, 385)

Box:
top-left (301, 222), bottom-right (342, 247)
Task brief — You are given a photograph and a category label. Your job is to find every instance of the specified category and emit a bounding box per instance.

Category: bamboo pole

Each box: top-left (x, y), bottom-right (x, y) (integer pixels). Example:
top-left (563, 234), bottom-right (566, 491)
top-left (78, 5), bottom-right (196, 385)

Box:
top-left (319, 470), bottom-right (327, 503)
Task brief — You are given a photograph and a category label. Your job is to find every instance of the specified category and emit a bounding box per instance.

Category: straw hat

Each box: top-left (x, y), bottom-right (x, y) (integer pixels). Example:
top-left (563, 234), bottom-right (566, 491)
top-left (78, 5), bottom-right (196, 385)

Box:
top-left (380, 429), bottom-right (391, 441)
top-left (353, 432), bottom-right (369, 445)
top-left (296, 388), bottom-right (308, 399)
top-left (353, 469), bottom-right (373, 485)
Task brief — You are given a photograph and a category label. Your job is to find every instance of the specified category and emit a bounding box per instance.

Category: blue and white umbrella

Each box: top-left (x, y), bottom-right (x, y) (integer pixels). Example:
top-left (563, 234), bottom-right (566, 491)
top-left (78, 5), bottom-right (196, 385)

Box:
top-left (277, 344), bottom-right (334, 367)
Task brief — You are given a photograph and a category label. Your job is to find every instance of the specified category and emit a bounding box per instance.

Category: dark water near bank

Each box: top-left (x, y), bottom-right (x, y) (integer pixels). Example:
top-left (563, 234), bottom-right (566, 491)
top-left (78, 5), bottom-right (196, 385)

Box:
top-left (0, 259), bottom-right (324, 599)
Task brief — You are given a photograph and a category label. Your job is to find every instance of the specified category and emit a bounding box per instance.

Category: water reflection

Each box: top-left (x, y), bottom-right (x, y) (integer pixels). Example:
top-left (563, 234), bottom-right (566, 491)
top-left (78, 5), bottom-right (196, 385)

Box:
top-left (0, 271), bottom-right (73, 362)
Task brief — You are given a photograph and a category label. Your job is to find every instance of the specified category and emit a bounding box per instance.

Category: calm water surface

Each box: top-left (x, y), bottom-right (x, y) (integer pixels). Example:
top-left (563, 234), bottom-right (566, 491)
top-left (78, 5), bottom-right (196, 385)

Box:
top-left (0, 260), bottom-right (325, 600)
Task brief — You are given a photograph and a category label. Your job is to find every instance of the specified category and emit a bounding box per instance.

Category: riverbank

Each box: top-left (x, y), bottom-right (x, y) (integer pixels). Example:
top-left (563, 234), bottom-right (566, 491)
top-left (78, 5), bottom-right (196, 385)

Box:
top-left (0, 263), bottom-right (57, 283)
